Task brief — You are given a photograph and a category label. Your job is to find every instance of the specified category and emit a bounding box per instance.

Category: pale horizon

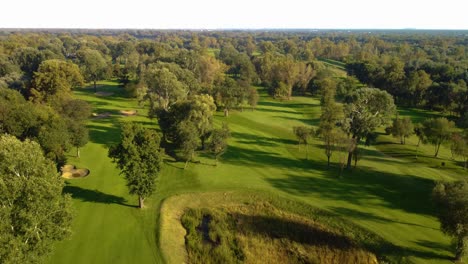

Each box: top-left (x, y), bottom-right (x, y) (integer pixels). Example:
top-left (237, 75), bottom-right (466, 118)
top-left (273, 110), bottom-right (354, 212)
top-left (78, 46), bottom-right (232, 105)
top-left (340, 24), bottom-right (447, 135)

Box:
top-left (1, 0), bottom-right (468, 30)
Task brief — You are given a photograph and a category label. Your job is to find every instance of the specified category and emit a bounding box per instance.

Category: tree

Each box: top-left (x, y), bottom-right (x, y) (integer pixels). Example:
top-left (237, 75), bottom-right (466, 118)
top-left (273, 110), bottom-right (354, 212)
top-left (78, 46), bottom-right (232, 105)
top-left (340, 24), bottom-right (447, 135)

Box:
top-left (68, 122), bottom-right (88, 158)
top-left (293, 126), bottom-right (315, 159)
top-left (390, 116), bottom-right (414, 144)
top-left (451, 132), bottom-right (468, 169)
top-left (77, 49), bottom-right (108, 92)
top-left (214, 77), bottom-right (243, 117)
top-left (0, 135), bottom-right (72, 264)
top-left (247, 87), bottom-right (259, 110)
top-left (188, 94), bottom-right (217, 149)
top-left (32, 59), bottom-right (84, 102)
top-left (422, 117), bottom-right (456, 157)
top-left (433, 180), bottom-right (468, 261)
top-left (177, 120), bottom-right (199, 169)
top-left (208, 123), bottom-right (231, 166)
top-left (108, 123), bottom-right (163, 208)
top-left (318, 78), bottom-right (342, 168)
top-left (343, 88), bottom-right (396, 169)
top-left (145, 67), bottom-right (188, 111)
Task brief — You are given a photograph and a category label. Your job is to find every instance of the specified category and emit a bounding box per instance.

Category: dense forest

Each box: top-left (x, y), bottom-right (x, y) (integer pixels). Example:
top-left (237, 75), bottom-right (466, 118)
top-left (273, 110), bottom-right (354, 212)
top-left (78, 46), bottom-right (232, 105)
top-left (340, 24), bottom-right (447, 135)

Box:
top-left (0, 29), bottom-right (467, 263)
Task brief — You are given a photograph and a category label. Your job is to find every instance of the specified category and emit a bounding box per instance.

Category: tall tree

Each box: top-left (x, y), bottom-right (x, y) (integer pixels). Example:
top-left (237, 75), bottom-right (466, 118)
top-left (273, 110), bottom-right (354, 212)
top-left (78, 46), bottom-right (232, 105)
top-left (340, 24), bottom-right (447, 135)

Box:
top-left (145, 67), bottom-right (188, 111)
top-left (77, 49), bottom-right (108, 92)
top-left (108, 123), bottom-right (163, 208)
top-left (343, 88), bottom-right (395, 169)
top-left (390, 116), bottom-right (414, 144)
top-left (208, 123), bottom-right (230, 166)
top-left (0, 135), bottom-right (72, 264)
top-left (32, 59), bottom-right (84, 102)
top-left (318, 77), bottom-right (342, 168)
top-left (422, 117), bottom-right (456, 157)
top-left (293, 126), bottom-right (315, 159)
top-left (451, 132), bottom-right (468, 169)
top-left (433, 180), bottom-right (468, 261)
top-left (188, 94), bottom-right (217, 148)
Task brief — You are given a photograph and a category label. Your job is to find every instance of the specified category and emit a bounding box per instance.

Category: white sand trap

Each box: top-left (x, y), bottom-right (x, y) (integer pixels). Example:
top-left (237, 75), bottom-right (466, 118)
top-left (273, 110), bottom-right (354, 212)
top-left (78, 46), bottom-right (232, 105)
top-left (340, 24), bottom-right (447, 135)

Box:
top-left (92, 112), bottom-right (112, 119)
top-left (61, 165), bottom-right (90, 179)
top-left (120, 110), bottom-right (137, 116)
top-left (95, 91), bottom-right (114, 96)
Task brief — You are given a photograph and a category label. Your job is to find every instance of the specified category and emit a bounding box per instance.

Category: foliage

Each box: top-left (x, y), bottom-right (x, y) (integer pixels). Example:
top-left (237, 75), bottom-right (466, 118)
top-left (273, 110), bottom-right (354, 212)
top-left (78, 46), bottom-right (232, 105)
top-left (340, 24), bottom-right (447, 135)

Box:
top-left (342, 88), bottom-right (395, 168)
top-left (390, 117), bottom-right (414, 145)
top-left (108, 123), bottom-right (163, 208)
top-left (293, 126), bottom-right (315, 159)
top-left (451, 132), bottom-right (468, 169)
top-left (422, 117), bottom-right (456, 157)
top-left (433, 180), bottom-right (468, 261)
top-left (208, 123), bottom-right (231, 165)
top-left (76, 49), bottom-right (108, 91)
top-left (31, 59), bottom-right (84, 102)
top-left (0, 135), bottom-right (72, 264)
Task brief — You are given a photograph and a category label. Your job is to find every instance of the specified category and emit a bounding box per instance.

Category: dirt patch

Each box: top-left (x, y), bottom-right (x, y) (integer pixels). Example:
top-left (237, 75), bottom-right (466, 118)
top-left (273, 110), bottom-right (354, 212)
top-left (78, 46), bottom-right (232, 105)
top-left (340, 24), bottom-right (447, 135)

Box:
top-left (92, 112), bottom-right (112, 119)
top-left (61, 165), bottom-right (90, 179)
top-left (95, 91), bottom-right (114, 97)
top-left (120, 110), bottom-right (137, 116)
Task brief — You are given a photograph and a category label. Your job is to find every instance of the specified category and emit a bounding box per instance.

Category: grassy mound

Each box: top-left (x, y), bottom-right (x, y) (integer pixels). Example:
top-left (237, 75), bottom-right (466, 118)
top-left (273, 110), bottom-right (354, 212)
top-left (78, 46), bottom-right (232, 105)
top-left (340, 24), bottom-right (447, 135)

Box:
top-left (161, 191), bottom-right (406, 264)
top-left (182, 205), bottom-right (378, 264)
top-left (61, 164), bottom-right (90, 179)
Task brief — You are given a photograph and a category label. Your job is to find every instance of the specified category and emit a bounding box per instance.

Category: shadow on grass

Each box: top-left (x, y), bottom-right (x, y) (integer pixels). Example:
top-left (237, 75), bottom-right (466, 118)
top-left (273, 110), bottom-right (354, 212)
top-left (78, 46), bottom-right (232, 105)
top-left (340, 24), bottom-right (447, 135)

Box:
top-left (266, 168), bottom-right (436, 217)
top-left (223, 145), bottom-right (329, 172)
top-left (230, 212), bottom-right (451, 262)
top-left (232, 213), bottom-right (356, 249)
top-left (413, 239), bottom-right (453, 257)
top-left (273, 115), bottom-right (319, 126)
top-left (63, 185), bottom-right (137, 208)
top-left (231, 131), bottom-right (296, 147)
top-left (329, 207), bottom-right (438, 231)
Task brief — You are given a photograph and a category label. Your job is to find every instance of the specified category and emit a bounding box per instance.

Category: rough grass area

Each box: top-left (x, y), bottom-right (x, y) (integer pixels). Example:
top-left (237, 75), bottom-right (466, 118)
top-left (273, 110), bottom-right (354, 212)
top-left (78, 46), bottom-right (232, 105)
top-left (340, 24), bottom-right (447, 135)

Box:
top-left (181, 205), bottom-right (378, 264)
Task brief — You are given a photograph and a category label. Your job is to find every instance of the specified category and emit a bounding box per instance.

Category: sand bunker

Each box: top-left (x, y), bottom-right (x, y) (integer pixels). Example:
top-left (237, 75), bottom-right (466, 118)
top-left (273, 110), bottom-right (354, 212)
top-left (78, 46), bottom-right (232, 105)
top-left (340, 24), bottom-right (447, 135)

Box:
top-left (61, 165), bottom-right (90, 179)
top-left (92, 112), bottom-right (112, 118)
top-left (120, 110), bottom-right (137, 116)
top-left (95, 91), bottom-right (114, 96)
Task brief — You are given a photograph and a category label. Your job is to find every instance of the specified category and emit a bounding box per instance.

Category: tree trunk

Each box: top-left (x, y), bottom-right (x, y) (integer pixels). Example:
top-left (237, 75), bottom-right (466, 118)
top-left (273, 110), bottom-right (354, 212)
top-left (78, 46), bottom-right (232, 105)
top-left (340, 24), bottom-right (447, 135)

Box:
top-left (77, 147), bottom-right (80, 158)
top-left (455, 236), bottom-right (467, 261)
top-left (224, 108), bottom-right (229, 117)
top-left (184, 160), bottom-right (189, 169)
top-left (94, 80), bottom-right (97, 93)
top-left (346, 151), bottom-right (353, 169)
top-left (434, 142), bottom-right (441, 157)
top-left (327, 156), bottom-right (330, 168)
top-left (215, 155), bottom-right (218, 167)
top-left (138, 196), bottom-right (144, 208)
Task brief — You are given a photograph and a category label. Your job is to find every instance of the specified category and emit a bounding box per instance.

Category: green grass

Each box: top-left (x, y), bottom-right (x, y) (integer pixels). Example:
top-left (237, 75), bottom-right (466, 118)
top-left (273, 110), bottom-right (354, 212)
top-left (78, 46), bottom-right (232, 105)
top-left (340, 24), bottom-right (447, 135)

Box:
top-left (48, 81), bottom-right (466, 264)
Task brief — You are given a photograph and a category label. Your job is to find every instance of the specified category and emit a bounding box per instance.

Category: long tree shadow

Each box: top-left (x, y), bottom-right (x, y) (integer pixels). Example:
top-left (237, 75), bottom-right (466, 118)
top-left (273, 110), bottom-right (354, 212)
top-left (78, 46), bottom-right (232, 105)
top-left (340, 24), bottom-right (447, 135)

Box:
top-left (413, 239), bottom-right (453, 257)
top-left (328, 206), bottom-right (438, 231)
top-left (232, 213), bottom-right (357, 249)
top-left (231, 132), bottom-right (296, 147)
top-left (266, 168), bottom-right (436, 217)
top-left (223, 145), bottom-right (329, 172)
top-left (63, 185), bottom-right (137, 208)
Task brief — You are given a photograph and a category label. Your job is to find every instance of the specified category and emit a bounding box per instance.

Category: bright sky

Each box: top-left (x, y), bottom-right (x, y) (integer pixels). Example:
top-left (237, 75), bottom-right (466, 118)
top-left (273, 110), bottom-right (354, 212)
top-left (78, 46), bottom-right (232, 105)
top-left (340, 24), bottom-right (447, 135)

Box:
top-left (1, 0), bottom-right (467, 29)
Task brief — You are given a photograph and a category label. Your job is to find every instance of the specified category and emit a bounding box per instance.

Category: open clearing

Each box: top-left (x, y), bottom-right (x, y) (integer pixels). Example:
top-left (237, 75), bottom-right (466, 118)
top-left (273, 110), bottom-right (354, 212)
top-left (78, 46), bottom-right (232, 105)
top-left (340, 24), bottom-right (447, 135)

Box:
top-left (48, 80), bottom-right (465, 264)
